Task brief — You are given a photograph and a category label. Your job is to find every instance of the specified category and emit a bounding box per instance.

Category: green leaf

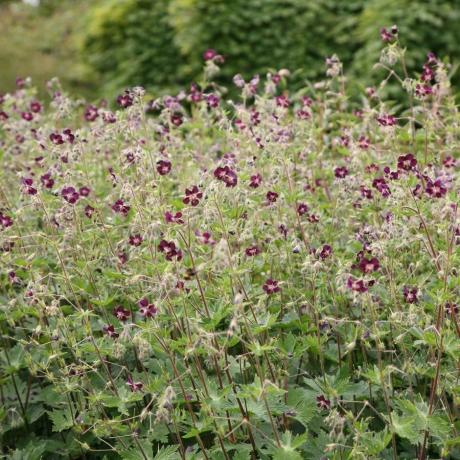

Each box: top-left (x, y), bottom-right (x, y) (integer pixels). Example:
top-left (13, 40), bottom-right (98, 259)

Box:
top-left (47, 407), bottom-right (74, 432)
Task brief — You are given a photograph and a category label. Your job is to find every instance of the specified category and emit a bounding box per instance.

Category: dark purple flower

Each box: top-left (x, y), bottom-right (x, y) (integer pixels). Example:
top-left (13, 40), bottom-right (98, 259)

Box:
top-left (403, 286), bottom-right (418, 304)
top-left (126, 376), bottom-right (143, 392)
top-left (21, 112), bottom-right (33, 122)
top-left (61, 186), bottom-right (80, 204)
top-left (275, 95), bottom-right (290, 108)
top-left (214, 166), bottom-right (238, 187)
top-left (206, 93), bottom-right (220, 108)
top-left (203, 48), bottom-right (218, 61)
top-left (129, 234), bottom-right (143, 247)
top-left (358, 136), bottom-right (370, 149)
top-left (445, 303), bottom-right (458, 317)
top-left (297, 203), bottom-right (309, 216)
top-left (84, 205), bottom-right (95, 218)
top-left (358, 256), bottom-right (380, 274)
top-left (158, 240), bottom-right (182, 261)
top-left (138, 298), bottom-right (158, 318)
top-left (116, 91), bottom-right (134, 108)
top-left (22, 178), bottom-right (37, 195)
top-left (30, 101), bottom-right (42, 113)
top-left (372, 177), bottom-right (391, 197)
top-left (171, 113), bottom-right (183, 127)
top-left (0, 213), bottom-right (13, 229)
top-left (183, 185), bottom-right (203, 206)
top-left (245, 245), bottom-right (261, 257)
top-left (397, 153), bottom-right (417, 171)
top-left (62, 128), bottom-right (75, 143)
top-left (113, 306), bottom-right (130, 321)
top-left (266, 191), bottom-right (279, 203)
top-left (347, 277), bottom-right (368, 293)
top-left (196, 231), bottom-right (215, 245)
top-left (334, 166), bottom-right (349, 179)
top-left (112, 199), bottom-right (131, 216)
top-left (50, 132), bottom-right (64, 145)
top-left (156, 160), bottom-right (172, 176)
top-left (376, 113), bottom-right (397, 127)
top-left (84, 105), bottom-right (99, 122)
top-left (316, 395), bottom-right (331, 410)
top-left (40, 173), bottom-right (54, 189)
top-left (164, 211), bottom-right (184, 224)
top-left (319, 244), bottom-right (332, 260)
top-left (443, 156), bottom-right (456, 168)
top-left (79, 186), bottom-right (91, 197)
top-left (425, 179), bottom-right (447, 198)
top-left (263, 279), bottom-right (280, 295)
top-left (249, 173), bottom-right (262, 188)
top-left (103, 324), bottom-right (119, 339)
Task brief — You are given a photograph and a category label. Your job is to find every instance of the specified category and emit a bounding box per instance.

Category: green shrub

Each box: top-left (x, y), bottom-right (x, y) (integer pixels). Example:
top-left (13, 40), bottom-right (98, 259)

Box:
top-left (82, 0), bottom-right (186, 96)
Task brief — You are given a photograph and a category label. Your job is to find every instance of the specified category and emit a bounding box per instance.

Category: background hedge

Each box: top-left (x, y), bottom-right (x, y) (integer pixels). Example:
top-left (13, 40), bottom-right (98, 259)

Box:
top-left (1, 0), bottom-right (460, 99)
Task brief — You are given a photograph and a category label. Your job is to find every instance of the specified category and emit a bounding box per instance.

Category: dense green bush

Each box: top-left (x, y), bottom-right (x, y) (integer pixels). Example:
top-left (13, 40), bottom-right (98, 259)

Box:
top-left (82, 0), bottom-right (186, 95)
top-left (80, 0), bottom-right (460, 99)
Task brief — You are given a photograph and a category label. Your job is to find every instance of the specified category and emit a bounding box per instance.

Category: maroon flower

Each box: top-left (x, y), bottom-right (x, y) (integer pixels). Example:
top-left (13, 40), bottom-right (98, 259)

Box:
top-left (30, 101), bottom-right (42, 113)
top-left (40, 173), bottom-right (54, 189)
top-left (138, 298), bottom-right (158, 318)
top-left (112, 199), bottom-right (131, 216)
top-left (297, 203), bottom-right (309, 216)
top-left (358, 136), bottom-right (370, 149)
top-left (319, 244), bottom-right (332, 260)
top-left (266, 191), bottom-right (279, 203)
top-left (84, 105), bottom-right (99, 122)
top-left (347, 277), bottom-right (368, 293)
top-left (372, 177), bottom-right (391, 197)
top-left (0, 213), bottom-right (13, 229)
top-left (22, 178), bottom-right (37, 195)
top-left (358, 256), bottom-right (380, 274)
top-left (425, 179), bottom-right (447, 198)
top-left (263, 279), bottom-right (280, 295)
top-left (156, 160), bottom-right (172, 176)
top-left (84, 205), bottom-right (95, 218)
top-left (376, 113), bottom-right (397, 127)
top-left (275, 95), bottom-right (290, 108)
top-left (21, 112), bottom-right (33, 122)
top-left (49, 132), bottom-right (64, 145)
top-left (158, 239), bottom-right (182, 261)
top-left (359, 185), bottom-right (373, 199)
top-left (117, 251), bottom-right (128, 265)
top-left (164, 211), bottom-right (184, 224)
top-left (445, 303), bottom-right (458, 316)
top-left (403, 286), bottom-right (418, 304)
top-left (183, 185), bottom-right (203, 206)
top-left (103, 324), bottom-right (119, 339)
top-left (203, 48), bottom-right (218, 61)
top-left (171, 113), bottom-right (183, 127)
top-left (316, 395), bottom-right (331, 410)
top-left (245, 245), bottom-right (261, 257)
top-left (79, 186), bottom-right (91, 197)
top-left (126, 376), bottom-right (143, 392)
top-left (113, 306), bottom-right (130, 321)
top-left (206, 93), bottom-right (220, 108)
top-left (214, 166), bottom-right (238, 187)
top-left (62, 128), bottom-right (75, 143)
top-left (116, 91), bottom-right (134, 108)
top-left (443, 156), bottom-right (456, 168)
top-left (61, 186), bottom-right (80, 204)
top-left (196, 231), bottom-right (215, 245)
top-left (334, 166), bottom-right (349, 178)
top-left (397, 153), bottom-right (417, 171)
top-left (129, 234), bottom-right (143, 247)
top-left (249, 173), bottom-right (262, 188)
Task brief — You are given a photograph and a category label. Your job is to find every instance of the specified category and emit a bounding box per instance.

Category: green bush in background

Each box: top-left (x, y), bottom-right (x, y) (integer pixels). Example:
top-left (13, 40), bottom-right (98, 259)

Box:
top-left (1, 0), bottom-right (460, 99)
top-left (82, 0), bottom-right (186, 95)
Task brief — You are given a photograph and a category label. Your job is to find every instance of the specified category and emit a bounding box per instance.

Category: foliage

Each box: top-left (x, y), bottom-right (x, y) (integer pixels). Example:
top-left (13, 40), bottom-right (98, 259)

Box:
top-left (82, 0), bottom-right (187, 95)
top-left (0, 0), bottom-right (95, 98)
top-left (1, 36), bottom-right (460, 459)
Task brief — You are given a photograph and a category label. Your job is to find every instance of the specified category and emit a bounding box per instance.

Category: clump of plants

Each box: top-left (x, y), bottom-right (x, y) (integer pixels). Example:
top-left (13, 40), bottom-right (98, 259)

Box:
top-left (0, 32), bottom-right (459, 459)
